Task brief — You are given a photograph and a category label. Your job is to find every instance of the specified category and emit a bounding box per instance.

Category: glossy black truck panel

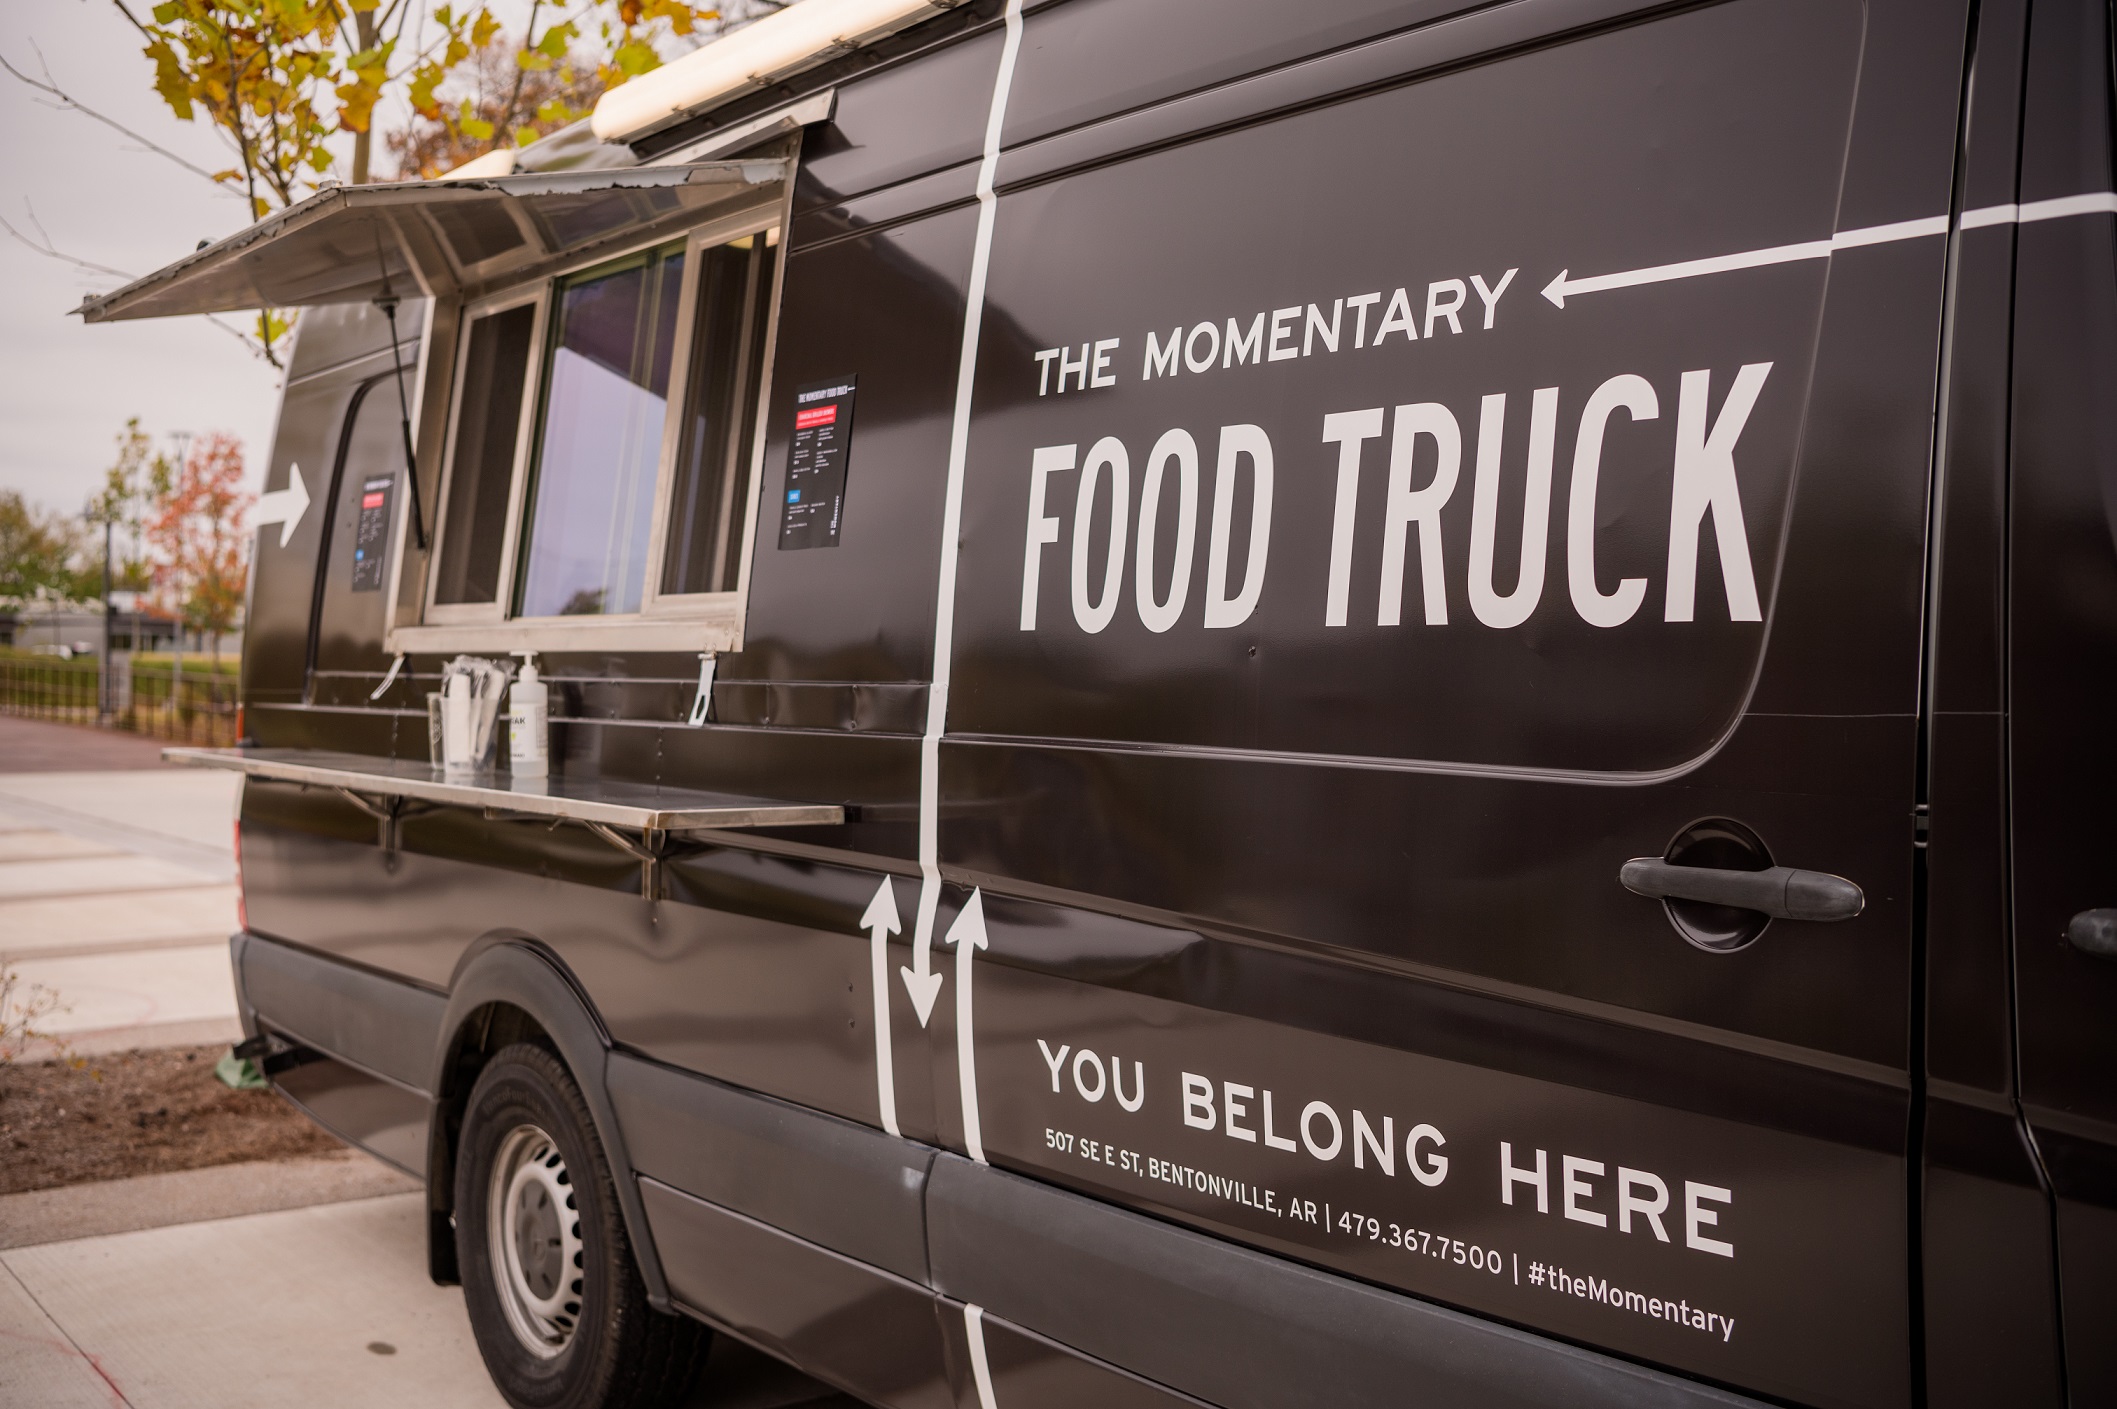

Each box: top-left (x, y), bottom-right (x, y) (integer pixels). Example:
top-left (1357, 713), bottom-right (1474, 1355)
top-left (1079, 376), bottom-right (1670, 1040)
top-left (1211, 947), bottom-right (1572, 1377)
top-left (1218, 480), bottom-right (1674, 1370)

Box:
top-left (936, 2), bottom-right (1956, 1405)
top-left (2009, 1), bottom-right (2117, 1403)
top-left (210, 1), bottom-right (2117, 1406)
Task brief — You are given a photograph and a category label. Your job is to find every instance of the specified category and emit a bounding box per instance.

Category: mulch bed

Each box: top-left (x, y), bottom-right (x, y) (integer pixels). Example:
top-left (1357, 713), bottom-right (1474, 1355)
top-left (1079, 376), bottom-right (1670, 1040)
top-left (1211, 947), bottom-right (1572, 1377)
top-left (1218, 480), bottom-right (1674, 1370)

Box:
top-left (0, 1045), bottom-right (343, 1195)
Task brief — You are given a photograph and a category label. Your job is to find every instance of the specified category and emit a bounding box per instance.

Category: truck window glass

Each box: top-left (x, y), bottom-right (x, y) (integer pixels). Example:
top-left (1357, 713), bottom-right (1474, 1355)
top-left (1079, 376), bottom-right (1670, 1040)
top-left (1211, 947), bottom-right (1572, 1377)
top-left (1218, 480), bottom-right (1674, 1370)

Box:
top-left (432, 302), bottom-right (534, 606)
top-left (517, 241), bottom-right (686, 618)
top-left (663, 233), bottom-right (777, 597)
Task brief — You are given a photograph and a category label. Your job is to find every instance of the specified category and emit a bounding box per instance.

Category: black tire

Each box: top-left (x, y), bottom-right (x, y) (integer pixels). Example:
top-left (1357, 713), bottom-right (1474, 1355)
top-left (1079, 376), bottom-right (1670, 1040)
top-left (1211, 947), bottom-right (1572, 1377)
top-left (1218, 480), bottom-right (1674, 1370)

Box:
top-left (456, 1042), bottom-right (709, 1409)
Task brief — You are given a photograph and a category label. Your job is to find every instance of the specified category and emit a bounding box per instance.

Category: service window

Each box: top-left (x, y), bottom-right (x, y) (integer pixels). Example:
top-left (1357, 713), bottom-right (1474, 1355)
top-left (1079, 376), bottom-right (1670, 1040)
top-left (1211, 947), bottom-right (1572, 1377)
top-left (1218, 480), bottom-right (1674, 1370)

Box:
top-left (418, 217), bottom-right (780, 643)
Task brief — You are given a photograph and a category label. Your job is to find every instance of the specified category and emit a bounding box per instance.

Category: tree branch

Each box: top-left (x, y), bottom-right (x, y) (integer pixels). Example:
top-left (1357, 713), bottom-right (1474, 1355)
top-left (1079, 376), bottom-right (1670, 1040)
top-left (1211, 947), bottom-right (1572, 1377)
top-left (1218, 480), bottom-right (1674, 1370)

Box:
top-left (0, 206), bottom-right (133, 280)
top-left (2, 203), bottom-right (281, 367)
top-left (0, 45), bottom-right (237, 194)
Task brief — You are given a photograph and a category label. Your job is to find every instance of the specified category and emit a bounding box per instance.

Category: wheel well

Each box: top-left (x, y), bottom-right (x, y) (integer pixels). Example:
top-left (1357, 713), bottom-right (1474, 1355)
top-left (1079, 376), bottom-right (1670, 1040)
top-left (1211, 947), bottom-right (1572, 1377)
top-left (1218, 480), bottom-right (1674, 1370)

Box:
top-left (427, 1001), bottom-right (554, 1285)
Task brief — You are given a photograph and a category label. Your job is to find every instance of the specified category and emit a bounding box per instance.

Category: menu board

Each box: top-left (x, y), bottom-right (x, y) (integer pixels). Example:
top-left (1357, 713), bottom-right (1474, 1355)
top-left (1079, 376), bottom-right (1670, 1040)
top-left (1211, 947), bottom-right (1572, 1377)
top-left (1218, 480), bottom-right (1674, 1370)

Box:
top-left (350, 475), bottom-right (393, 591)
top-left (778, 377), bottom-right (857, 550)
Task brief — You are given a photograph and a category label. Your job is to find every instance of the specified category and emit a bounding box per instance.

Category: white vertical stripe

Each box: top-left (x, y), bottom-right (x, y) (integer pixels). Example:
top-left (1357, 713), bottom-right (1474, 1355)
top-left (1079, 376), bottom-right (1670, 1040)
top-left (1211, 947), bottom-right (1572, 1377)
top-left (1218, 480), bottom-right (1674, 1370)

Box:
top-left (964, 1303), bottom-right (1000, 1409)
top-left (912, 0), bottom-right (1024, 1127)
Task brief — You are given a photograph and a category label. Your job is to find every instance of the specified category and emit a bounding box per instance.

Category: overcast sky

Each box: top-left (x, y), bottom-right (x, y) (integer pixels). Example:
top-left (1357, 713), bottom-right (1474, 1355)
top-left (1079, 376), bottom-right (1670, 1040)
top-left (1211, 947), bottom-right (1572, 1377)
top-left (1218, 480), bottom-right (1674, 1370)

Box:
top-left (0, 1), bottom-right (780, 523)
top-left (0, 0), bottom-right (288, 516)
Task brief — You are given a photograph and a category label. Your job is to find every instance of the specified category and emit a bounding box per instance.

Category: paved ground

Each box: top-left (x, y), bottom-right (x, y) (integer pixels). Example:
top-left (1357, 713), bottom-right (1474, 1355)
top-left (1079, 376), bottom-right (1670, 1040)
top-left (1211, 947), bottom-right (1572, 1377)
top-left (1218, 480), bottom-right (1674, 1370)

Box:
top-left (0, 715), bottom-right (173, 773)
top-left (0, 1164), bottom-right (855, 1409)
top-left (0, 718), bottom-right (856, 1408)
top-left (0, 1189), bottom-right (507, 1409)
top-left (0, 716), bottom-right (242, 1057)
top-left (0, 1173), bottom-right (853, 1408)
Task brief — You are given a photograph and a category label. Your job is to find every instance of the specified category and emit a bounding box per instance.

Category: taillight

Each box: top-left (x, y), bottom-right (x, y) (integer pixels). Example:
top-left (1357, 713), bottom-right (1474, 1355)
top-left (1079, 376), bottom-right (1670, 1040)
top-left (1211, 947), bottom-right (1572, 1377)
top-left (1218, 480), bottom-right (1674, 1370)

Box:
top-left (233, 817), bottom-right (247, 933)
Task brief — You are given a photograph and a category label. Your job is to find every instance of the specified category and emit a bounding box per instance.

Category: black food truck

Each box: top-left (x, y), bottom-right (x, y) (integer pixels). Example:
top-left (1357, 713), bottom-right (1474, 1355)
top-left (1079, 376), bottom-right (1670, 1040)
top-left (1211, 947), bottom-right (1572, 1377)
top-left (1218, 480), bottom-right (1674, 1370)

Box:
top-left (80, 0), bottom-right (2117, 1405)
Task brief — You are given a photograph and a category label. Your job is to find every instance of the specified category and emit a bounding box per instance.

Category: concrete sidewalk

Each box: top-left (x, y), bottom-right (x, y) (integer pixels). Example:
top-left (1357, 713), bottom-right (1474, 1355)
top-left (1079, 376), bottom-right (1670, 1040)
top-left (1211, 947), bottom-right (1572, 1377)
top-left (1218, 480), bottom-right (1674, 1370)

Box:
top-left (0, 721), bottom-right (857, 1408)
top-left (0, 715), bottom-right (173, 774)
top-left (0, 734), bottom-right (243, 1056)
top-left (0, 1166), bottom-right (854, 1409)
top-left (1, 1187), bottom-right (510, 1409)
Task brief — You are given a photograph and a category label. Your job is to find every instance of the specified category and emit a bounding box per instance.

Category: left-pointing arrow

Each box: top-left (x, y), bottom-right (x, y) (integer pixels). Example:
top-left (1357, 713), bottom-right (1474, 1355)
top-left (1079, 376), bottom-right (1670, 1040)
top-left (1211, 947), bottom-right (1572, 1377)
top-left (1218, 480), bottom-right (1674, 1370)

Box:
top-left (253, 462), bottom-right (311, 548)
top-left (1541, 213), bottom-right (1955, 310)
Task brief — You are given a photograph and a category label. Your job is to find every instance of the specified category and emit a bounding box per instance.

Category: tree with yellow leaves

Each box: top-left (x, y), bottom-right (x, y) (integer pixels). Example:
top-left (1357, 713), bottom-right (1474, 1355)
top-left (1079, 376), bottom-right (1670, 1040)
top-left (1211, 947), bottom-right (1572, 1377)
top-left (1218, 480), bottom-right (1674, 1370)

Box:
top-left (122, 0), bottom-right (722, 202)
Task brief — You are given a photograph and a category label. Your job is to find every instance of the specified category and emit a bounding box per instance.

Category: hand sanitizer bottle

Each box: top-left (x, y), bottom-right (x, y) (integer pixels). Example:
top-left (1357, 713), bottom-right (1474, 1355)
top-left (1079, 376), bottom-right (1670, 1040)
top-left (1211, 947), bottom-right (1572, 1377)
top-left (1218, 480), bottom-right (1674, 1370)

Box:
top-left (508, 651), bottom-right (548, 777)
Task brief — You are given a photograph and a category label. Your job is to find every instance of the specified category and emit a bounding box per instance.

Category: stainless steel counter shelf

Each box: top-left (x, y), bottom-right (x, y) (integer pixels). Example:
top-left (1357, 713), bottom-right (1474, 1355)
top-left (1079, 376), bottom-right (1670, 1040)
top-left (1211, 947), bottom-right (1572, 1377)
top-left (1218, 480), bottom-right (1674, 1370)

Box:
top-left (164, 747), bottom-right (844, 897)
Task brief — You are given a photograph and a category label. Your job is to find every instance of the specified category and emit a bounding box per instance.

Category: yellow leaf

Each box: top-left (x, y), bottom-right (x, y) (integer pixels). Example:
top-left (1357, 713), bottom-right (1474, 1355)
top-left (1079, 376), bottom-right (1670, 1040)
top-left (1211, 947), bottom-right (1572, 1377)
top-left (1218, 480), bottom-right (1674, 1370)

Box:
top-left (144, 39), bottom-right (195, 121)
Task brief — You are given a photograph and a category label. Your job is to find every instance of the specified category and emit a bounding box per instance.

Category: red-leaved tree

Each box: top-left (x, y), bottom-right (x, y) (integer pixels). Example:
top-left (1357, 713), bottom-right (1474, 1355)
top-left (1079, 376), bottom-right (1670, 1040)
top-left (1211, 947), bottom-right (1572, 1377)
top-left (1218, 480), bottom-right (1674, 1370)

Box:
top-left (146, 431), bottom-right (255, 665)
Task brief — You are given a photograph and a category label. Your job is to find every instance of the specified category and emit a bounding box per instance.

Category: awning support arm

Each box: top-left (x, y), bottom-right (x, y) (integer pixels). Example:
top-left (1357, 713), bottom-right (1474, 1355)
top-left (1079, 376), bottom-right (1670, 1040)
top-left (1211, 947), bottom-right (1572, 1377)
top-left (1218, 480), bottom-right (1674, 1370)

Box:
top-left (373, 232), bottom-right (428, 551)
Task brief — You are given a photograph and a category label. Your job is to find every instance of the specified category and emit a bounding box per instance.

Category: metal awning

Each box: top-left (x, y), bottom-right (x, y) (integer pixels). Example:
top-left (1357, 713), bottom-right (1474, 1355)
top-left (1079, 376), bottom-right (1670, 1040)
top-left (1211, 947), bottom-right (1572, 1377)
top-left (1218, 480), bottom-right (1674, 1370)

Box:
top-left (79, 160), bottom-right (784, 323)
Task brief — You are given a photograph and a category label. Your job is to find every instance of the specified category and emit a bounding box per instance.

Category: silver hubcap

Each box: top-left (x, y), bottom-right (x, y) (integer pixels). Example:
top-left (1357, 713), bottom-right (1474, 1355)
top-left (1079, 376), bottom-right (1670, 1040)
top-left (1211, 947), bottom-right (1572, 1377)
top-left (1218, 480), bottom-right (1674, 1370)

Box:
top-left (488, 1124), bottom-right (584, 1358)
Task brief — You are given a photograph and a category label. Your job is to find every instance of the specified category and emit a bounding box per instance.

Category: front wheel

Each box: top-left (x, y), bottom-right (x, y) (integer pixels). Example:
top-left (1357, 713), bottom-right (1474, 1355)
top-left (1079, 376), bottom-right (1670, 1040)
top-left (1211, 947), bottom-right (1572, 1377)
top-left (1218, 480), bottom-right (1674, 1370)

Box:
top-left (456, 1043), bottom-right (708, 1409)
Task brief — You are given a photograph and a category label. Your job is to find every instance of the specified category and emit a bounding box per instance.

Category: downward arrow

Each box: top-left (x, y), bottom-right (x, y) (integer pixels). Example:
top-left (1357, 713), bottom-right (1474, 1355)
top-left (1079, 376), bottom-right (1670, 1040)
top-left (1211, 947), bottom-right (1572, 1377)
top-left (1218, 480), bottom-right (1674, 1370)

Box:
top-left (253, 462), bottom-right (311, 548)
top-left (899, 883), bottom-right (945, 1027)
top-left (862, 877), bottom-right (903, 1136)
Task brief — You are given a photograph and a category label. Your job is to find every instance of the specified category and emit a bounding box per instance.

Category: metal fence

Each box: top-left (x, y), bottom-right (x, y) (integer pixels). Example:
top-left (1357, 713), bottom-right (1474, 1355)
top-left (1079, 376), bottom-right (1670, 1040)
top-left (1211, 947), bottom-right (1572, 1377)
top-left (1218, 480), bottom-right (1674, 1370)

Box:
top-left (0, 653), bottom-right (239, 747)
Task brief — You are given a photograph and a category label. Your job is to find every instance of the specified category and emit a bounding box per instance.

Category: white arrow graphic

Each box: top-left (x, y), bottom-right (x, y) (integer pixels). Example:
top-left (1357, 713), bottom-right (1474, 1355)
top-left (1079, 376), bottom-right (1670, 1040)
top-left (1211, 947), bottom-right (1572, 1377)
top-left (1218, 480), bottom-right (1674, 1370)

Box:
top-left (1541, 194), bottom-right (2117, 309)
top-left (861, 877), bottom-right (903, 1137)
top-left (253, 462), bottom-right (311, 547)
top-left (1541, 215), bottom-right (1951, 309)
top-left (945, 889), bottom-right (989, 1164)
top-left (899, 888), bottom-right (946, 1028)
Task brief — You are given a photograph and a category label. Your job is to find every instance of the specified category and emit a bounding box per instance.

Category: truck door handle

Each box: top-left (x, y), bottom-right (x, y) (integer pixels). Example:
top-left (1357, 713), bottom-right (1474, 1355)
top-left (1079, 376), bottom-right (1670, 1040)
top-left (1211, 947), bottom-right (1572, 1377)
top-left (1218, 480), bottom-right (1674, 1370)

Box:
top-left (1620, 859), bottom-right (1865, 922)
top-left (2069, 909), bottom-right (2117, 959)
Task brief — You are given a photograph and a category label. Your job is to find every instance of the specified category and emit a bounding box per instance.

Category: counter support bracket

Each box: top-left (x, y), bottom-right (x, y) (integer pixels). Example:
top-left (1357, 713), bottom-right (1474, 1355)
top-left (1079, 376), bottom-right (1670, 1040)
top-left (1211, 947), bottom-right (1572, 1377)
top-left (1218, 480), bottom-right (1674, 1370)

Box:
top-left (584, 820), bottom-right (667, 901)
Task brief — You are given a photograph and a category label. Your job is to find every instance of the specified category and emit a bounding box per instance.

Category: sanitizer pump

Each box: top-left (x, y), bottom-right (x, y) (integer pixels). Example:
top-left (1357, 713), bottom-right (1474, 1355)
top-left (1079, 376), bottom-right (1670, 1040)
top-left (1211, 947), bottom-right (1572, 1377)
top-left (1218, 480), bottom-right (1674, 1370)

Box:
top-left (508, 651), bottom-right (549, 777)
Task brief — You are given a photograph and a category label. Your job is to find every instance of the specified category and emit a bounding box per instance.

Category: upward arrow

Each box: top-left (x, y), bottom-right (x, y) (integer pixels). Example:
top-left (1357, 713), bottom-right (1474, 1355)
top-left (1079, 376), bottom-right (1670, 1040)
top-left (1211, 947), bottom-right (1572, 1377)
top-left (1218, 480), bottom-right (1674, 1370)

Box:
top-left (862, 877), bottom-right (903, 1137)
top-left (945, 890), bottom-right (990, 1164)
top-left (899, 885), bottom-right (945, 1027)
top-left (253, 462), bottom-right (311, 548)
top-left (860, 874), bottom-right (901, 941)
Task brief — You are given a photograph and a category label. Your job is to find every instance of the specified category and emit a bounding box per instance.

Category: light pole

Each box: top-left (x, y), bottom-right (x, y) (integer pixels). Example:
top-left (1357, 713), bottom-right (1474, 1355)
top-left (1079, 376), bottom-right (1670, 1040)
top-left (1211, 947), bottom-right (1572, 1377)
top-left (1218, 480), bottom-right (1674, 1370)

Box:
top-left (99, 515), bottom-right (114, 723)
top-left (166, 430), bottom-right (192, 720)
top-left (82, 499), bottom-right (117, 725)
